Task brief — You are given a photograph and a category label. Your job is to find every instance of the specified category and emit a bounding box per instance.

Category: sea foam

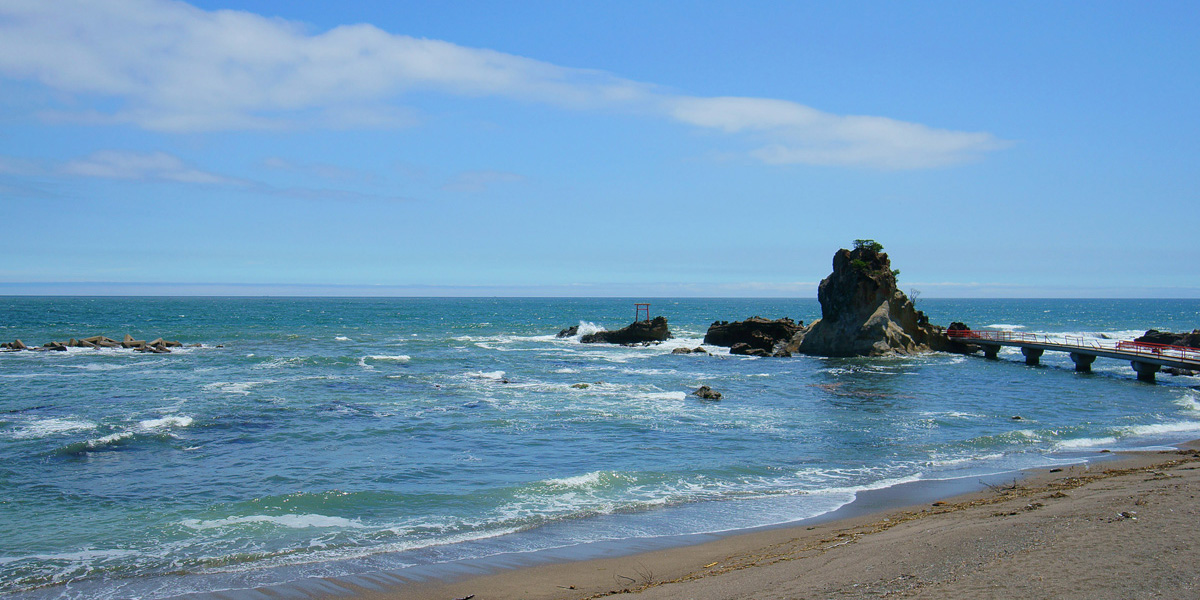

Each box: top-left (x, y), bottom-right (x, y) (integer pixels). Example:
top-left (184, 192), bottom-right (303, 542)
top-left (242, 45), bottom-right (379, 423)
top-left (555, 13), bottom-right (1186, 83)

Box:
top-left (181, 514), bottom-right (365, 530)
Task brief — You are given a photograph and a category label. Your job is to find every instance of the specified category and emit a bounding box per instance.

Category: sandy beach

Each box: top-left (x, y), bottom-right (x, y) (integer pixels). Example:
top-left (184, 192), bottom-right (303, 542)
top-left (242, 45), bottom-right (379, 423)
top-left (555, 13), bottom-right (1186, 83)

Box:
top-left (341, 446), bottom-right (1200, 600)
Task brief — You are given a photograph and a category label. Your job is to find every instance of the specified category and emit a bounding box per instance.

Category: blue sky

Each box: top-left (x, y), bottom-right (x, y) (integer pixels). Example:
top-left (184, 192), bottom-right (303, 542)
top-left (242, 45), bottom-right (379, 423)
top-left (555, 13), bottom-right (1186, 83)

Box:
top-left (0, 0), bottom-right (1196, 297)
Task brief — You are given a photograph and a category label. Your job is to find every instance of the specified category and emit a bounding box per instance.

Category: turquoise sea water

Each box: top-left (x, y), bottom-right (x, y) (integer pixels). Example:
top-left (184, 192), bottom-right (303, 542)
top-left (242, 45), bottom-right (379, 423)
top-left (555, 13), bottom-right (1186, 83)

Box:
top-left (1, 297), bottom-right (1198, 599)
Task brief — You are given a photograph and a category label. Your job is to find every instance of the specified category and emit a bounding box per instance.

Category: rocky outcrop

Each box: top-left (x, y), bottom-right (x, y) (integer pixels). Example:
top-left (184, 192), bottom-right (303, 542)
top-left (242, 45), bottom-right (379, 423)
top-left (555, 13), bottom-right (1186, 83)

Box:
top-left (580, 316), bottom-right (672, 345)
top-left (672, 347), bottom-right (708, 355)
top-left (729, 343), bottom-right (770, 357)
top-left (942, 322), bottom-right (982, 355)
top-left (1136, 329), bottom-right (1200, 349)
top-left (692, 385), bottom-right (722, 400)
top-left (704, 317), bottom-right (806, 357)
top-left (556, 325), bottom-right (579, 338)
top-left (796, 244), bottom-right (952, 357)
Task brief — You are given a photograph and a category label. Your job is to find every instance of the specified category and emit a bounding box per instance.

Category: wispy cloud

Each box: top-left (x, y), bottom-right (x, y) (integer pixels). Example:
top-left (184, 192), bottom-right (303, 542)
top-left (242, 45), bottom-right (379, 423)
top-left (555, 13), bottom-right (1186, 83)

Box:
top-left (442, 170), bottom-right (525, 193)
top-left (261, 157), bottom-right (367, 181)
top-left (62, 150), bottom-right (235, 184)
top-left (667, 97), bottom-right (1009, 169)
top-left (0, 0), bottom-right (1006, 169)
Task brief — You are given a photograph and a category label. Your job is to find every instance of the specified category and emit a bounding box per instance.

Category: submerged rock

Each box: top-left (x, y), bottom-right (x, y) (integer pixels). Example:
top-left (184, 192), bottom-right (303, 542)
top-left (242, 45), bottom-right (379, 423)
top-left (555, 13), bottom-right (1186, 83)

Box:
top-left (704, 317), bottom-right (805, 357)
top-left (797, 243), bottom-right (953, 357)
top-left (580, 316), bottom-right (672, 345)
top-left (692, 385), bottom-right (722, 400)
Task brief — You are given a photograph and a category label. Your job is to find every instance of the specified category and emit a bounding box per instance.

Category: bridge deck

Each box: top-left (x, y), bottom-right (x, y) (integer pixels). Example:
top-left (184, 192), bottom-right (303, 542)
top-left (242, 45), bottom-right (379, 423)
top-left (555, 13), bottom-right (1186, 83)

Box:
top-left (947, 330), bottom-right (1200, 373)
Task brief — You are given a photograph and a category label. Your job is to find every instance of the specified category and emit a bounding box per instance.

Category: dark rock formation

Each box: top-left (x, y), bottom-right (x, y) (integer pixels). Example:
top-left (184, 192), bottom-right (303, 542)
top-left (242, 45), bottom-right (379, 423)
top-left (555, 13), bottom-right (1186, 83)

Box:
top-left (692, 385), bottom-right (722, 400)
top-left (704, 317), bottom-right (806, 357)
top-left (796, 244), bottom-right (953, 357)
top-left (730, 343), bottom-right (770, 357)
top-left (1163, 367), bottom-right (1197, 377)
top-left (1136, 329), bottom-right (1200, 349)
top-left (671, 347), bottom-right (708, 355)
top-left (580, 316), bottom-right (672, 345)
top-left (942, 322), bottom-right (981, 355)
top-left (556, 325), bottom-right (579, 338)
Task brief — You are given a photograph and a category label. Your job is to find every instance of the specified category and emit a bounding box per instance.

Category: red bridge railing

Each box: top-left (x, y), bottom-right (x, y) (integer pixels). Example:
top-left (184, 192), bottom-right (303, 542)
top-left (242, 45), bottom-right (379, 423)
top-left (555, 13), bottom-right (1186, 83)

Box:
top-left (946, 329), bottom-right (1037, 343)
top-left (1115, 340), bottom-right (1200, 362)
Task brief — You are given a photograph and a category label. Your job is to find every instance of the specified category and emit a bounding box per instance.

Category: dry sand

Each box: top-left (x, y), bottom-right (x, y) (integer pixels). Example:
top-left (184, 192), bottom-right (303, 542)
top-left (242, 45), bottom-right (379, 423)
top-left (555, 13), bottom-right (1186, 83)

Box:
top-left (341, 447), bottom-right (1200, 600)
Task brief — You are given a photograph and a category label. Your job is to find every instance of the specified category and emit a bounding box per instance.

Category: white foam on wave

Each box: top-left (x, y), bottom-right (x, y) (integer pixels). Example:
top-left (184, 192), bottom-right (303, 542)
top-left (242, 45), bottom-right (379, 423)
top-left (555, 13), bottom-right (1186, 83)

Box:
top-left (71, 415), bottom-right (194, 451)
top-left (203, 380), bottom-right (271, 395)
top-left (636, 391), bottom-right (687, 401)
top-left (926, 453), bottom-right (1005, 468)
top-left (805, 473), bottom-right (924, 497)
top-left (620, 367), bottom-right (673, 376)
top-left (553, 368), bottom-right (579, 374)
top-left (334, 336), bottom-right (352, 342)
top-left (1054, 437), bottom-right (1118, 450)
top-left (8, 417), bottom-right (97, 439)
top-left (82, 431), bottom-right (136, 449)
top-left (922, 411), bottom-right (984, 420)
top-left (9, 547), bottom-right (140, 564)
top-left (466, 370), bottom-right (506, 380)
top-left (545, 471), bottom-right (604, 488)
top-left (139, 415), bottom-right (194, 429)
top-left (366, 354), bottom-right (411, 362)
top-left (985, 323), bottom-right (1026, 331)
top-left (566, 321), bottom-right (605, 339)
top-left (1174, 390), bottom-right (1200, 413)
top-left (1122, 421), bottom-right (1200, 437)
top-left (254, 357), bottom-right (303, 370)
top-left (61, 361), bottom-right (141, 372)
top-left (181, 514), bottom-right (365, 530)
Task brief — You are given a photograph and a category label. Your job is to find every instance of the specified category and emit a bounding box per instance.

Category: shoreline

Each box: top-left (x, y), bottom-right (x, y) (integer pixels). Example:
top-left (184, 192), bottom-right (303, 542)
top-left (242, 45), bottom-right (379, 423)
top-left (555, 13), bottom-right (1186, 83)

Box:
top-left (292, 443), bottom-right (1200, 600)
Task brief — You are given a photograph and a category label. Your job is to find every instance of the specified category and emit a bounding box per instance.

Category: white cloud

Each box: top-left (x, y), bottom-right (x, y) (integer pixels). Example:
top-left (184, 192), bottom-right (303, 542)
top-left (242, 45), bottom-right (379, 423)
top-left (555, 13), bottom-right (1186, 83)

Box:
top-left (62, 150), bottom-right (234, 184)
top-left (668, 96), bottom-right (1008, 169)
top-left (0, 0), bottom-right (1007, 169)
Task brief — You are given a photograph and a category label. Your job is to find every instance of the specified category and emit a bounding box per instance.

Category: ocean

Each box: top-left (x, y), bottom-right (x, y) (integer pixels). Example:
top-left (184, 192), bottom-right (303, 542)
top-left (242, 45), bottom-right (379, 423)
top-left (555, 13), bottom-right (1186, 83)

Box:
top-left (1, 297), bottom-right (1198, 599)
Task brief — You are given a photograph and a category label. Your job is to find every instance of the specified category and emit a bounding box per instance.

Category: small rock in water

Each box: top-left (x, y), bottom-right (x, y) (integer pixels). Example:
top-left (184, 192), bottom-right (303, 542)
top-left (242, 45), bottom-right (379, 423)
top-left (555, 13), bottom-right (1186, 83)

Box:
top-left (693, 386), bottom-right (722, 400)
top-left (570, 383), bottom-right (590, 389)
top-left (1011, 415), bottom-right (1023, 420)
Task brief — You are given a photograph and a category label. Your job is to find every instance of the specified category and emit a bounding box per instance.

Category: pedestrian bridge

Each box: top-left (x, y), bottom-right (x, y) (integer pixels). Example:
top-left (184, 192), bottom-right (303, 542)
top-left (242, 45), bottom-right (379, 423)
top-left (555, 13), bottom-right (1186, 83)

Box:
top-left (946, 329), bottom-right (1200, 382)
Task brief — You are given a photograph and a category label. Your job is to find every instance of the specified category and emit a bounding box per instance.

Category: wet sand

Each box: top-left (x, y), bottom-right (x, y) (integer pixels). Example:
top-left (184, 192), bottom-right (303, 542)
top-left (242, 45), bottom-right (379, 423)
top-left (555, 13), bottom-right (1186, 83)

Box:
top-left (333, 444), bottom-right (1200, 600)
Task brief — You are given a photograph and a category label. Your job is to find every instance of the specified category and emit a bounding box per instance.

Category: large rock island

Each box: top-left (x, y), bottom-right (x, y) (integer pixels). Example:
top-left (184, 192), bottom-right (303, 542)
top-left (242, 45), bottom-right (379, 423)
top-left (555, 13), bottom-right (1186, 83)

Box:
top-left (558, 316), bottom-right (673, 345)
top-left (703, 317), bottom-right (805, 357)
top-left (796, 241), bottom-right (952, 357)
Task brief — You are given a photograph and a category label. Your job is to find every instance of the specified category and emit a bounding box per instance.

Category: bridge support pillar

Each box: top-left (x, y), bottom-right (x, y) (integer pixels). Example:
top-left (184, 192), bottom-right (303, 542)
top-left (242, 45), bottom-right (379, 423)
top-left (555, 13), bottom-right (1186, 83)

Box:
top-left (983, 345), bottom-right (1001, 360)
top-left (1070, 352), bottom-right (1097, 372)
top-left (1132, 361), bottom-right (1160, 383)
top-left (1021, 347), bottom-right (1044, 366)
